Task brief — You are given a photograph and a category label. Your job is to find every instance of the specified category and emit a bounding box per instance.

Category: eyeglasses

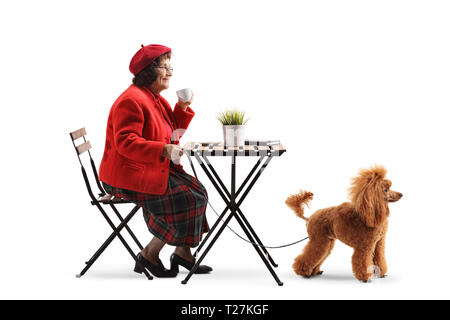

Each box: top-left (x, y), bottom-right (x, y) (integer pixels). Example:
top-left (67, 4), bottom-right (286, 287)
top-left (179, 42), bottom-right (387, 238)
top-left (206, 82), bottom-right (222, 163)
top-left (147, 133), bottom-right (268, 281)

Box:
top-left (155, 65), bottom-right (173, 72)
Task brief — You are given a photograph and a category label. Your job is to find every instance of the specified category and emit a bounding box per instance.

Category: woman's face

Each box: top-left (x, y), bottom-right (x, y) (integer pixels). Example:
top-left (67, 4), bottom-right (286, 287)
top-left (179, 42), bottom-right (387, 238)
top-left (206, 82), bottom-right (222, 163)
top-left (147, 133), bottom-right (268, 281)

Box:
top-left (151, 56), bottom-right (173, 93)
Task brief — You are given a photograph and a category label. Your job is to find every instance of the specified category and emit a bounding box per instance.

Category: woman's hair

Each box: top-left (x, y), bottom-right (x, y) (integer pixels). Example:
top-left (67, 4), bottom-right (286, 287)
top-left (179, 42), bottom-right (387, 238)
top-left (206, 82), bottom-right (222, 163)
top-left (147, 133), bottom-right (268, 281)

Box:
top-left (132, 51), bottom-right (172, 87)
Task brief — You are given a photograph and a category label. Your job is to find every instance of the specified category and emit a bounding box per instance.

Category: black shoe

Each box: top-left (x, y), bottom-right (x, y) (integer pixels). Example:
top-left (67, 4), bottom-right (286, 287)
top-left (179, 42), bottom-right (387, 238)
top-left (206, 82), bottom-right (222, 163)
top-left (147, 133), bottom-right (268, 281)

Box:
top-left (134, 253), bottom-right (177, 278)
top-left (170, 253), bottom-right (213, 274)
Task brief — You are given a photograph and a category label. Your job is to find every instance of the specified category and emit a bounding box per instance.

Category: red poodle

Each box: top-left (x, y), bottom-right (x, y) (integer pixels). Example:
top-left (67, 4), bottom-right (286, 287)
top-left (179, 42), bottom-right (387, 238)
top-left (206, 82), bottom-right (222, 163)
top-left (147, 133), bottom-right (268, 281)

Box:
top-left (285, 166), bottom-right (402, 282)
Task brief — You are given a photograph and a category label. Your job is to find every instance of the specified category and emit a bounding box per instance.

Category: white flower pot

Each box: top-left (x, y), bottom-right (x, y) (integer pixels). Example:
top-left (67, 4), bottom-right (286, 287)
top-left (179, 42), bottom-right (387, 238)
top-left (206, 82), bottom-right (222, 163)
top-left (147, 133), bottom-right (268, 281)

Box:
top-left (223, 125), bottom-right (245, 147)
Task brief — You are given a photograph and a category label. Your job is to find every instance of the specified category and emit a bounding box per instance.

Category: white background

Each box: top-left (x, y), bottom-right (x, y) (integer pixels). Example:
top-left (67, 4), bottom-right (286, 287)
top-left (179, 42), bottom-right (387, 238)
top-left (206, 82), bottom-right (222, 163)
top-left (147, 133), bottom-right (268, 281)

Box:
top-left (1, 0), bottom-right (449, 300)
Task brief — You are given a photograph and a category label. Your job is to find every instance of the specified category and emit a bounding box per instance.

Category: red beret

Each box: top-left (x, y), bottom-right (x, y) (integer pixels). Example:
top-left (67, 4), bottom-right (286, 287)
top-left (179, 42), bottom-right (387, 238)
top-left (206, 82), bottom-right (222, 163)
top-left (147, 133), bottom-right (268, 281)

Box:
top-left (129, 44), bottom-right (172, 75)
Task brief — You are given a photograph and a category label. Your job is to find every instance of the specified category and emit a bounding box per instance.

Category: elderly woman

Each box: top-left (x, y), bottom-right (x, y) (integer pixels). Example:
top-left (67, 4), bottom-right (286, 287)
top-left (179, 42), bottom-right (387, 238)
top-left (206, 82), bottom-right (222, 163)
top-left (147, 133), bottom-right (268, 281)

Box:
top-left (99, 44), bottom-right (212, 277)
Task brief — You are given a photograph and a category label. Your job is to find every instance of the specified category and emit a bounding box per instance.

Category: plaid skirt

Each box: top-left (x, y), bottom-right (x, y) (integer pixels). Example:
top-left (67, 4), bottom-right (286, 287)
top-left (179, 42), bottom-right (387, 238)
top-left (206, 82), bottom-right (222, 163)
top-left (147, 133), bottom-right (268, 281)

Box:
top-left (102, 163), bottom-right (209, 247)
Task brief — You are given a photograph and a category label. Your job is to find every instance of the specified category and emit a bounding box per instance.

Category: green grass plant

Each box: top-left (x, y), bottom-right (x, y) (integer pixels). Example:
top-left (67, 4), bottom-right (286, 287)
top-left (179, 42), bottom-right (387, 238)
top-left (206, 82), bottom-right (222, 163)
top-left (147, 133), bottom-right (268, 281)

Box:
top-left (217, 110), bottom-right (249, 125)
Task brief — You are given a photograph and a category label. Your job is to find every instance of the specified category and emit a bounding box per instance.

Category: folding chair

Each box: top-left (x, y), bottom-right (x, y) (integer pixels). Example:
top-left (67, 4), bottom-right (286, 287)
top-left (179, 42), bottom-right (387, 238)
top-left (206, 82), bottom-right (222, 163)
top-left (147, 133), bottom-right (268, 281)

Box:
top-left (70, 127), bottom-right (153, 280)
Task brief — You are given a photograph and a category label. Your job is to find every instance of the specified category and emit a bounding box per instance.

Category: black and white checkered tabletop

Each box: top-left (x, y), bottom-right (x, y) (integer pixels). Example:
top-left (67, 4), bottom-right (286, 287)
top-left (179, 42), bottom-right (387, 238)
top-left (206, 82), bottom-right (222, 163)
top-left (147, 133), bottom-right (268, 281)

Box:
top-left (183, 140), bottom-right (286, 157)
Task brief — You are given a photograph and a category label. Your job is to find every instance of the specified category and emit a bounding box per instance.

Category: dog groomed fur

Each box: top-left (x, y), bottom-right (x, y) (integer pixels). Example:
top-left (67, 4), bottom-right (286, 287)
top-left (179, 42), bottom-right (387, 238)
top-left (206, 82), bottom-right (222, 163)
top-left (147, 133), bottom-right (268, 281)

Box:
top-left (285, 165), bottom-right (402, 282)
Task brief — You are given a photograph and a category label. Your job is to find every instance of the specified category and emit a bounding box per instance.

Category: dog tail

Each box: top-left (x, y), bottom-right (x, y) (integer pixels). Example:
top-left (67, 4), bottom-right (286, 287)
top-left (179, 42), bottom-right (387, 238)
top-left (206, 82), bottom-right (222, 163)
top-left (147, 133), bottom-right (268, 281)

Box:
top-left (285, 190), bottom-right (314, 221)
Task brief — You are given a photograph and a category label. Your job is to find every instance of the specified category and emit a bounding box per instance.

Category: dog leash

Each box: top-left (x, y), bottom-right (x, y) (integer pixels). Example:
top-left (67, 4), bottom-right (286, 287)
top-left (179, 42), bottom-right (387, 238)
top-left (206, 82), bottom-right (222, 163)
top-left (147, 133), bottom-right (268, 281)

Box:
top-left (185, 151), bottom-right (309, 249)
top-left (207, 202), bottom-right (309, 248)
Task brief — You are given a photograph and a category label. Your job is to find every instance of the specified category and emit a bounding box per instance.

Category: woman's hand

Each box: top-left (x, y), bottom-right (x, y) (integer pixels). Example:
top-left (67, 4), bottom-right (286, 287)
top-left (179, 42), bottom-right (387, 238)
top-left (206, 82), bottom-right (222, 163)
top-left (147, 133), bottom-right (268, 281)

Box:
top-left (162, 144), bottom-right (184, 161)
top-left (177, 92), bottom-right (194, 110)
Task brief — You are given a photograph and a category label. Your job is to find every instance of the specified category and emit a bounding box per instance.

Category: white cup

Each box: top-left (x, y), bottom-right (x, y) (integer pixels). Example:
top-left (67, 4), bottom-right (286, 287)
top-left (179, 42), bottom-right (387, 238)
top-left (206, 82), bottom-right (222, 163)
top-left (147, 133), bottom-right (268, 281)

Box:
top-left (176, 88), bottom-right (192, 102)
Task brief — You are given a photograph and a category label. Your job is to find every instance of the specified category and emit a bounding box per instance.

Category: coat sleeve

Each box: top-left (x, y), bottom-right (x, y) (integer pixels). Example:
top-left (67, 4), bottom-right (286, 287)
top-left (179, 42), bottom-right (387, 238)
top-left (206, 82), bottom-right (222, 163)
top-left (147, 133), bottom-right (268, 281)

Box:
top-left (112, 98), bottom-right (165, 163)
top-left (173, 103), bottom-right (195, 130)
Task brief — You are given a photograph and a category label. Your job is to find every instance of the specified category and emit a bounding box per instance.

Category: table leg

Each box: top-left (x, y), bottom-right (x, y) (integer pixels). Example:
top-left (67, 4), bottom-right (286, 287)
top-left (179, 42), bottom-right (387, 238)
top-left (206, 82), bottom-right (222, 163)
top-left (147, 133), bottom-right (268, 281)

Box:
top-left (232, 211), bottom-right (283, 286)
top-left (202, 155), bottom-right (278, 267)
top-left (193, 206), bottom-right (227, 258)
top-left (193, 154), bottom-right (262, 258)
top-left (185, 153), bottom-right (282, 285)
top-left (181, 209), bottom-right (235, 284)
top-left (230, 155), bottom-right (283, 286)
top-left (191, 153), bottom-right (235, 257)
top-left (235, 208), bottom-right (278, 267)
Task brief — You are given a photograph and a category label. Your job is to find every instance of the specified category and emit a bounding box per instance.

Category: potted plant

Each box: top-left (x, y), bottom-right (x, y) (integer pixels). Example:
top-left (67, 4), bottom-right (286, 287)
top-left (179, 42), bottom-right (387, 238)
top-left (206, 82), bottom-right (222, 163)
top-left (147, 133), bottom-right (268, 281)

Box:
top-left (217, 109), bottom-right (249, 147)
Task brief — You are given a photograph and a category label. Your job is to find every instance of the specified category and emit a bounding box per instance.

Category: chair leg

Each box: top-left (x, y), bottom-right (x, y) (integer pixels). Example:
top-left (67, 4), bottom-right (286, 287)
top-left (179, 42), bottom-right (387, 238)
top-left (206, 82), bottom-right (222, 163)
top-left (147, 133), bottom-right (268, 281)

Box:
top-left (109, 204), bottom-right (144, 250)
top-left (77, 205), bottom-right (153, 280)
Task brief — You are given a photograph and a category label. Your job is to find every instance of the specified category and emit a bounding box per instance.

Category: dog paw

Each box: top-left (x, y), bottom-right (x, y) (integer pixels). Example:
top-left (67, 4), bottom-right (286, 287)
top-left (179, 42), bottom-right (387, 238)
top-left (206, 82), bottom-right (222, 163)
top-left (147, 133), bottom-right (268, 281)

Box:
top-left (355, 273), bottom-right (373, 282)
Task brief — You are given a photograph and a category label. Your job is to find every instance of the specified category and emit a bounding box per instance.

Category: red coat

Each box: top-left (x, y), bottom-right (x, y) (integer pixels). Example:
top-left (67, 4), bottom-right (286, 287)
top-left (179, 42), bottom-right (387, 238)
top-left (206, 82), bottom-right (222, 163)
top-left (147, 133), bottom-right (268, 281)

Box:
top-left (99, 84), bottom-right (195, 195)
